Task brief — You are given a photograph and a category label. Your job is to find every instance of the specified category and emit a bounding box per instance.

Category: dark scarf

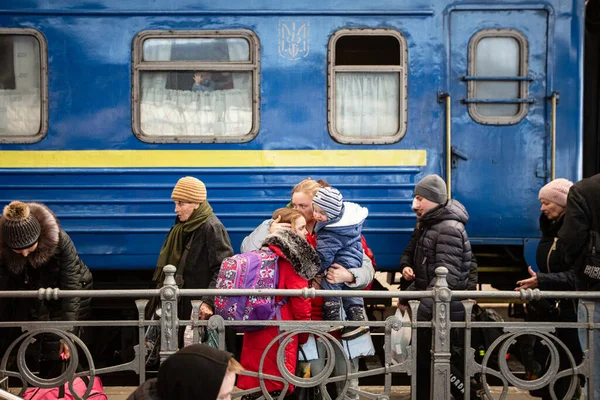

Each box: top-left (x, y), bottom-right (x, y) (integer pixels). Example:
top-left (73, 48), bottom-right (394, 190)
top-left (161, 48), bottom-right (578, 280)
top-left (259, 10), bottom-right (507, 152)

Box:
top-left (152, 201), bottom-right (213, 283)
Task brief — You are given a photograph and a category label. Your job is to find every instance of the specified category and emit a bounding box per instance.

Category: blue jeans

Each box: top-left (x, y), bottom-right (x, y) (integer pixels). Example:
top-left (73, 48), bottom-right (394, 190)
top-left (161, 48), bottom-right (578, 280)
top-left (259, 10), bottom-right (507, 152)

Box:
top-left (320, 278), bottom-right (364, 310)
top-left (578, 301), bottom-right (600, 400)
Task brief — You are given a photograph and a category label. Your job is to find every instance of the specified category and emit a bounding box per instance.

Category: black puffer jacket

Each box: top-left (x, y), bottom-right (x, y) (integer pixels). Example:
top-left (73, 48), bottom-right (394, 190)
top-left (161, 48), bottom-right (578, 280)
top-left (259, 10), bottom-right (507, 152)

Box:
top-left (536, 214), bottom-right (576, 290)
top-left (558, 173), bottom-right (600, 291)
top-left (0, 203), bottom-right (93, 322)
top-left (403, 200), bottom-right (472, 321)
top-left (529, 213), bottom-right (577, 321)
top-left (0, 203), bottom-right (93, 362)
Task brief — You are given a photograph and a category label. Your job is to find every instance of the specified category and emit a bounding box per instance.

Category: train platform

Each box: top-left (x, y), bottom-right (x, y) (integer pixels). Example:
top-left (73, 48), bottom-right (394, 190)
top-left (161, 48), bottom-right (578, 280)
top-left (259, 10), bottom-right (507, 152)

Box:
top-left (100, 385), bottom-right (539, 399)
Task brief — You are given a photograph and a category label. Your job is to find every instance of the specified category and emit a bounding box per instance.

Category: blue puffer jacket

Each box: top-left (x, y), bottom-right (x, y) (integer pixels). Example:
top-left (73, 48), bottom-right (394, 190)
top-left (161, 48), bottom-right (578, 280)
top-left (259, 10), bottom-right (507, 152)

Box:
top-left (314, 202), bottom-right (368, 274)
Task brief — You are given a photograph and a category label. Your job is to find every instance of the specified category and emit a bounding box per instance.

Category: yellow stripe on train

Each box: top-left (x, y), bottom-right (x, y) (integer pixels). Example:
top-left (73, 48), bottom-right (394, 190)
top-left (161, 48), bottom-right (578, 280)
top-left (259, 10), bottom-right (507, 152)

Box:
top-left (0, 150), bottom-right (427, 168)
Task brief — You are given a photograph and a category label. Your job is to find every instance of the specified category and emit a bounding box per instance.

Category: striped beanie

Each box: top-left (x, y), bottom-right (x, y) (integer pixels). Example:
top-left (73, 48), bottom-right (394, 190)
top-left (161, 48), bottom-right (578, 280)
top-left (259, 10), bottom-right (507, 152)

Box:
top-left (539, 178), bottom-right (573, 208)
top-left (312, 187), bottom-right (343, 220)
top-left (171, 177), bottom-right (207, 203)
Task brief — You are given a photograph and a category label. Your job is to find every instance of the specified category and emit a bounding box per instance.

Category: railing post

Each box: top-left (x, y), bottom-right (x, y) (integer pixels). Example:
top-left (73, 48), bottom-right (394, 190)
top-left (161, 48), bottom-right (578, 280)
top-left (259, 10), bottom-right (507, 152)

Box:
top-left (431, 267), bottom-right (452, 400)
top-left (159, 265), bottom-right (179, 364)
top-left (135, 299), bottom-right (149, 385)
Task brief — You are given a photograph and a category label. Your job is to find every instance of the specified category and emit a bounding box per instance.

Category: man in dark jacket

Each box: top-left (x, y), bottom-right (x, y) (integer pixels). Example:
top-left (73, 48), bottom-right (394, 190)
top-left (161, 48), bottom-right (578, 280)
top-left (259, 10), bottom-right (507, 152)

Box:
top-left (0, 201), bottom-right (93, 378)
top-left (558, 173), bottom-right (600, 399)
top-left (398, 174), bottom-right (472, 400)
top-left (152, 176), bottom-right (235, 351)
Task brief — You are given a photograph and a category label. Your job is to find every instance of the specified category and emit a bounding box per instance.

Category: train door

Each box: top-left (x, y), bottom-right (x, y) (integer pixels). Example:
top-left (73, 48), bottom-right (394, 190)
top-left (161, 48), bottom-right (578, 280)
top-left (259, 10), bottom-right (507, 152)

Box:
top-left (447, 9), bottom-right (549, 238)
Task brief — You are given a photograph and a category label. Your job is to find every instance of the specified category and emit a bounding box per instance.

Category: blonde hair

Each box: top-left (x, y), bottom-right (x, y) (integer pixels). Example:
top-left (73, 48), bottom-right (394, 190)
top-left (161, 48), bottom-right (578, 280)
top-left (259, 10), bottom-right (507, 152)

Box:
top-left (291, 178), bottom-right (322, 199)
top-left (272, 208), bottom-right (304, 226)
top-left (227, 357), bottom-right (244, 374)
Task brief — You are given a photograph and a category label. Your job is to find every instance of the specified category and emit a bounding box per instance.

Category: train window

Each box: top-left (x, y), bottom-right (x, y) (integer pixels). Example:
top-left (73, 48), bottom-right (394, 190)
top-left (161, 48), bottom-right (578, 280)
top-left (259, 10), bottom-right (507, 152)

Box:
top-left (468, 29), bottom-right (529, 124)
top-left (0, 29), bottom-right (47, 143)
top-left (328, 29), bottom-right (408, 144)
top-left (132, 30), bottom-right (260, 143)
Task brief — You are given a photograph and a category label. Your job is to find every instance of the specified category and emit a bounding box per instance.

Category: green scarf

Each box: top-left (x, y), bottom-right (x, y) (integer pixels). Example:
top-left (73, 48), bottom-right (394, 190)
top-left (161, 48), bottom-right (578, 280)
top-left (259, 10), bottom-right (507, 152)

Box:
top-left (152, 201), bottom-right (214, 284)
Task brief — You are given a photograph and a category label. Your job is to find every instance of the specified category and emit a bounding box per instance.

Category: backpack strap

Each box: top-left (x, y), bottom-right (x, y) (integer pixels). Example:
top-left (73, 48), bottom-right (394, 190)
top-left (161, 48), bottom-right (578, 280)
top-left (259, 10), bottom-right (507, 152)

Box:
top-left (272, 255), bottom-right (288, 322)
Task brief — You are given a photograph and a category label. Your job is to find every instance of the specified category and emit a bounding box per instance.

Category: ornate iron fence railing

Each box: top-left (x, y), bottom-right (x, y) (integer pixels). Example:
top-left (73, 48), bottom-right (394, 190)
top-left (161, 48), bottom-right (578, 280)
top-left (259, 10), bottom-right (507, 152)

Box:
top-left (0, 265), bottom-right (598, 400)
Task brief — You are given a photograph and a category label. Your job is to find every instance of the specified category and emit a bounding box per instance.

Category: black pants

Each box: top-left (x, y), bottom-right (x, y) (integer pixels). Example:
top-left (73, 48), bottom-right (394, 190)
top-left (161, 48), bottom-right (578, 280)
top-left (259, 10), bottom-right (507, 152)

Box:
top-left (521, 327), bottom-right (583, 399)
top-left (416, 328), bottom-right (479, 400)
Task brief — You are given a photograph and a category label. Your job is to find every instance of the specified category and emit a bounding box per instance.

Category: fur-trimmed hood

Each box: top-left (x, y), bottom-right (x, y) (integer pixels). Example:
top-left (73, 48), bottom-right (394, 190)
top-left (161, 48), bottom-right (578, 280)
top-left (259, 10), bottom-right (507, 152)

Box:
top-left (0, 202), bottom-right (60, 274)
top-left (262, 230), bottom-right (319, 280)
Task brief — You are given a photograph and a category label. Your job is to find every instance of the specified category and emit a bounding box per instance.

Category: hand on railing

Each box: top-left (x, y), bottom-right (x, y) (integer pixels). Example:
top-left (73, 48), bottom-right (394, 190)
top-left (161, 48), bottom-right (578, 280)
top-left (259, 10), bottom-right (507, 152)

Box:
top-left (514, 266), bottom-right (539, 290)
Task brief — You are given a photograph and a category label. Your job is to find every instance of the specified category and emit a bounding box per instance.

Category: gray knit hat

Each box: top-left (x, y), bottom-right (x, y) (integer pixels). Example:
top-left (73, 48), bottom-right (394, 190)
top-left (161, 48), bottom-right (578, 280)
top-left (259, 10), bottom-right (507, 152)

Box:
top-left (2, 201), bottom-right (42, 250)
top-left (414, 174), bottom-right (448, 204)
top-left (312, 187), bottom-right (343, 220)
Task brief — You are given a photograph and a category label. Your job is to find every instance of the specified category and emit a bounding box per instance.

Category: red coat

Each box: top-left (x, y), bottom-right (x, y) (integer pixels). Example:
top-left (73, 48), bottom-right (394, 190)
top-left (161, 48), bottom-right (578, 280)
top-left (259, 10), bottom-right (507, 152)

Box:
top-left (237, 244), bottom-right (312, 393)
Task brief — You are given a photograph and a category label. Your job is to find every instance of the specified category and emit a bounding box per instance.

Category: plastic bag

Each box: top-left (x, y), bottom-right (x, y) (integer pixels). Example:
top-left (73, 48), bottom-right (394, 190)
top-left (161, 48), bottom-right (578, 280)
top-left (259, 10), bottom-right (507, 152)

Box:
top-left (295, 347), bottom-right (321, 400)
top-left (145, 307), bottom-right (161, 366)
top-left (390, 308), bottom-right (411, 363)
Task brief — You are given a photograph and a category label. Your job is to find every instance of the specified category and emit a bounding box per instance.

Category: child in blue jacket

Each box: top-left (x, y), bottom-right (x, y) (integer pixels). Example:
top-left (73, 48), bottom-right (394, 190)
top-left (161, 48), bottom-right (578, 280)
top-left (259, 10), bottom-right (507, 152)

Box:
top-left (312, 187), bottom-right (369, 340)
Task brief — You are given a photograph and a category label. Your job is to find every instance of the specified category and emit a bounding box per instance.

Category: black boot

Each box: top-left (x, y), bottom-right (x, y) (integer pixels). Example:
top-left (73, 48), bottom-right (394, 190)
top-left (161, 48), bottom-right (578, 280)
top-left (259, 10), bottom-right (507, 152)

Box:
top-left (341, 306), bottom-right (369, 340)
top-left (323, 300), bottom-right (344, 332)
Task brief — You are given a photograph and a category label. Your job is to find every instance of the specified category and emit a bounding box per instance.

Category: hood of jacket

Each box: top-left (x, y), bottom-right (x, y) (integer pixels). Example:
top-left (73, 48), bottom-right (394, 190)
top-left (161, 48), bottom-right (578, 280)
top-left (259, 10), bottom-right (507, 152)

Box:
top-left (314, 201), bottom-right (368, 234)
top-left (262, 229), bottom-right (319, 280)
top-left (0, 202), bottom-right (60, 275)
top-left (419, 199), bottom-right (468, 227)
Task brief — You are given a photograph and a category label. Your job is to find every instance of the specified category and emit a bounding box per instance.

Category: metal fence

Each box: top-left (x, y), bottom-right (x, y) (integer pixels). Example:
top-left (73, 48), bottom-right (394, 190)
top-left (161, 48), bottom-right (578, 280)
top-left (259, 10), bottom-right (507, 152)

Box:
top-left (1, 265), bottom-right (599, 400)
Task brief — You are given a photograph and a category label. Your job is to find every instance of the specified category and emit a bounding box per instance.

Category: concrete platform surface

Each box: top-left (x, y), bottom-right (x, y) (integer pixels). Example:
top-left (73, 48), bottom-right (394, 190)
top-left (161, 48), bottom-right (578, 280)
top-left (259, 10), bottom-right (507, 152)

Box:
top-left (100, 385), bottom-right (539, 399)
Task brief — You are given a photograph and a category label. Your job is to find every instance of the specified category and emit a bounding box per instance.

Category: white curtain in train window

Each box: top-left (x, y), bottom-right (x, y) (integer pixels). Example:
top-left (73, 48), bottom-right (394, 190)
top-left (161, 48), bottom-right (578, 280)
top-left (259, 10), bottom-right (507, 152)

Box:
top-left (0, 35), bottom-right (41, 136)
top-left (335, 72), bottom-right (399, 137)
top-left (140, 39), bottom-right (252, 137)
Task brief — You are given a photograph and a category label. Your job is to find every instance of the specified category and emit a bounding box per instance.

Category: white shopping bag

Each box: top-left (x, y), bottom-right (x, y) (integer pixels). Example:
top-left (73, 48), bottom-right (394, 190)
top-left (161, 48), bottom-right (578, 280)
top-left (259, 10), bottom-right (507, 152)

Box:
top-left (391, 308), bottom-right (411, 363)
top-left (299, 334), bottom-right (320, 360)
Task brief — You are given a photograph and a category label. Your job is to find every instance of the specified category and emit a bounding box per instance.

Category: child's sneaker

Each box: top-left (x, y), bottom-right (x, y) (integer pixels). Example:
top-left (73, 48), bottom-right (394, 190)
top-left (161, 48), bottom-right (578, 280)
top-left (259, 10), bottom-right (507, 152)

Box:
top-left (341, 306), bottom-right (369, 340)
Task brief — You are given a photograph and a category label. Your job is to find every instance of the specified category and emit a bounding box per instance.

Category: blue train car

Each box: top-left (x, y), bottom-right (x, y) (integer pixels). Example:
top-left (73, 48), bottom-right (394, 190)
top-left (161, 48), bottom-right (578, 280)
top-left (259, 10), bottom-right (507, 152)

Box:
top-left (0, 0), bottom-right (587, 289)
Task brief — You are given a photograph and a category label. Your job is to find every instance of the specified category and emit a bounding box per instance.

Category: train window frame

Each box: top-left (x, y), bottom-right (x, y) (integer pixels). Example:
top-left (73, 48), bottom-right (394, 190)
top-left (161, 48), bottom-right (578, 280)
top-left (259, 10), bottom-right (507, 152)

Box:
top-left (132, 30), bottom-right (261, 143)
top-left (327, 29), bottom-right (408, 144)
top-left (467, 29), bottom-right (529, 125)
top-left (0, 28), bottom-right (48, 144)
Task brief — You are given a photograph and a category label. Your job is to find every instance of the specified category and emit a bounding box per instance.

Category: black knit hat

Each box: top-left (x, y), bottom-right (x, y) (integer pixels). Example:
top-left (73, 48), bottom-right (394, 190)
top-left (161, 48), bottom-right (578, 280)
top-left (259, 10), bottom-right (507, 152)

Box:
top-left (157, 344), bottom-right (233, 400)
top-left (2, 201), bottom-right (41, 250)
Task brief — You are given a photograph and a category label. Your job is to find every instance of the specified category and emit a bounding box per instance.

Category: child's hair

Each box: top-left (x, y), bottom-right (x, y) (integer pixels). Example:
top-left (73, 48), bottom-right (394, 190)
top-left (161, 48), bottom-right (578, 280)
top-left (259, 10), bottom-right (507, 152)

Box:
top-left (291, 178), bottom-right (323, 198)
top-left (272, 208), bottom-right (304, 225)
top-left (316, 179), bottom-right (331, 188)
top-left (227, 357), bottom-right (244, 374)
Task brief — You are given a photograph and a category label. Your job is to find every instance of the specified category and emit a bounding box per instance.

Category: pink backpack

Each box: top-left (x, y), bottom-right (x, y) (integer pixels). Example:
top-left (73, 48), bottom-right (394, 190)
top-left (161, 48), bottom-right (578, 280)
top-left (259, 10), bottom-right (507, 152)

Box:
top-left (23, 376), bottom-right (107, 400)
top-left (214, 248), bottom-right (286, 332)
